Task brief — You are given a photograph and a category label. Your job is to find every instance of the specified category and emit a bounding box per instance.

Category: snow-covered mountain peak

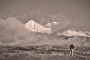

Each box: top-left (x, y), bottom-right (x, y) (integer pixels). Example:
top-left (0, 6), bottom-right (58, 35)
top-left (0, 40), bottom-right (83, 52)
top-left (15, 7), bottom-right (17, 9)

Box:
top-left (58, 28), bottom-right (90, 37)
top-left (24, 20), bottom-right (52, 34)
top-left (44, 21), bottom-right (59, 28)
top-left (52, 21), bottom-right (59, 24)
top-left (25, 20), bottom-right (36, 28)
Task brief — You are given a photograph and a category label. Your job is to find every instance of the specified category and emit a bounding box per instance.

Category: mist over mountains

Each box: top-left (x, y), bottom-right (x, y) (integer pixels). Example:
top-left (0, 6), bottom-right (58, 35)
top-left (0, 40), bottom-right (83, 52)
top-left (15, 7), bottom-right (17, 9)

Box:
top-left (0, 17), bottom-right (90, 47)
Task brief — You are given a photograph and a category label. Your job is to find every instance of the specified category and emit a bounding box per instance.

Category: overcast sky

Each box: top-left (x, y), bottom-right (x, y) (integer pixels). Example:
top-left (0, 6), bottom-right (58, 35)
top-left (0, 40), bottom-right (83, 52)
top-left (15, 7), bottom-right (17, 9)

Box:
top-left (0, 0), bottom-right (90, 31)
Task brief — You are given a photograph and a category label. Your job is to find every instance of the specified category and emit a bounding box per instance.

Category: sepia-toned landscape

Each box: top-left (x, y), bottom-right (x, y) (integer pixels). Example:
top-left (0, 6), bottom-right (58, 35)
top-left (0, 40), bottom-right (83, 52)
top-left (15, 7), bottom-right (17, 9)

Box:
top-left (0, 0), bottom-right (90, 60)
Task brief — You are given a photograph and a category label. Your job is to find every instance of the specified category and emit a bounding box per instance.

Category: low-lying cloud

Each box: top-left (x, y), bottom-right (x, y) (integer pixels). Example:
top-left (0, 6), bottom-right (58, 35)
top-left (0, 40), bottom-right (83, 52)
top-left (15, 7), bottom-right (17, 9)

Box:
top-left (0, 17), bottom-right (35, 45)
top-left (0, 17), bottom-right (90, 47)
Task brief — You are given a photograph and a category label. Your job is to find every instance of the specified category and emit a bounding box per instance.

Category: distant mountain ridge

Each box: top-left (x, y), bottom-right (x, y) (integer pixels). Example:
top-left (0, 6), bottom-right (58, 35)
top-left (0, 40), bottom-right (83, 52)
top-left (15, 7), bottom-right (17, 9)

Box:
top-left (56, 28), bottom-right (90, 39)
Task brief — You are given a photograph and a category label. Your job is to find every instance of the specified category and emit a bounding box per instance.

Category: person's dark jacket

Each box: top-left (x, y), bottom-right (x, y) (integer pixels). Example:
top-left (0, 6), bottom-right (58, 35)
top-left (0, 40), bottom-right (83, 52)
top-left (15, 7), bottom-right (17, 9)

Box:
top-left (70, 44), bottom-right (74, 50)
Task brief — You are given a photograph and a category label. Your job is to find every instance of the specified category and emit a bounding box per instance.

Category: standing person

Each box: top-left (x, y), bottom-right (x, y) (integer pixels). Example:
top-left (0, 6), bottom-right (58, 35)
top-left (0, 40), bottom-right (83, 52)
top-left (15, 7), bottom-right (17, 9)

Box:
top-left (69, 43), bottom-right (74, 56)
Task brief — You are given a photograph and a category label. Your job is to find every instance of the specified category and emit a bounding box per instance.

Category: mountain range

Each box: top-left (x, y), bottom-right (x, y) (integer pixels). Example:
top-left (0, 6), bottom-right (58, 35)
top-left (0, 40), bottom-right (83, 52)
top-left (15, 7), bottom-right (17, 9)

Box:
top-left (24, 20), bottom-right (90, 38)
top-left (23, 20), bottom-right (90, 46)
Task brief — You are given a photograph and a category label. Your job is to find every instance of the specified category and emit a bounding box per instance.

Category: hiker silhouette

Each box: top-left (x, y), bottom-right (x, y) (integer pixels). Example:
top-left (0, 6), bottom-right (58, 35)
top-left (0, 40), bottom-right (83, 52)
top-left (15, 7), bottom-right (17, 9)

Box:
top-left (69, 43), bottom-right (74, 56)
